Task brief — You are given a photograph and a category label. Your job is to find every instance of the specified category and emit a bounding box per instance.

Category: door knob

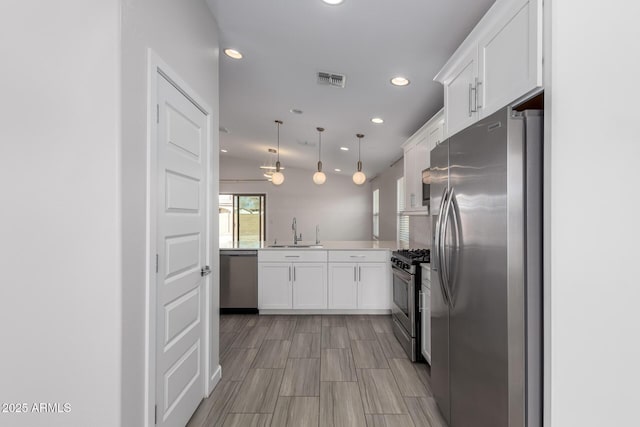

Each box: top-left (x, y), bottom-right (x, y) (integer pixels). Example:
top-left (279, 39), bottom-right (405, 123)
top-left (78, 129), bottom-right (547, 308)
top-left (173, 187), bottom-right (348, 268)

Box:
top-left (201, 266), bottom-right (212, 277)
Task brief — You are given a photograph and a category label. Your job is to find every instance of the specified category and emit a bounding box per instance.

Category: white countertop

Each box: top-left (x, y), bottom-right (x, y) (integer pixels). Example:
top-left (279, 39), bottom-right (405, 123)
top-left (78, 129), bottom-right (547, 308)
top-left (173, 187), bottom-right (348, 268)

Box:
top-left (220, 240), bottom-right (402, 251)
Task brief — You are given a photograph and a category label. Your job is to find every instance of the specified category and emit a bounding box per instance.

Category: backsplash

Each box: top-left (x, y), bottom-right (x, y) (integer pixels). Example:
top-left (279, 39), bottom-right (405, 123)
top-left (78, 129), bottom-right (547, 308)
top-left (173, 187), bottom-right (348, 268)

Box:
top-left (409, 215), bottom-right (432, 248)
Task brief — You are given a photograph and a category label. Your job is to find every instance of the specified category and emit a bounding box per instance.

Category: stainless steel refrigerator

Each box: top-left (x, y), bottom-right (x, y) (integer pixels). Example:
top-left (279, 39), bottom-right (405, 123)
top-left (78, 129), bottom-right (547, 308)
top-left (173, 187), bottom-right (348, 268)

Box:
top-left (430, 107), bottom-right (542, 427)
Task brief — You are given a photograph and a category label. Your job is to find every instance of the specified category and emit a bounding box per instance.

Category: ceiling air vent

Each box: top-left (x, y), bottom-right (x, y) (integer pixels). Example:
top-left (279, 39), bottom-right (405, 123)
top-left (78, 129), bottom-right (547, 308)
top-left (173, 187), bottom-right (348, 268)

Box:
top-left (317, 71), bottom-right (346, 88)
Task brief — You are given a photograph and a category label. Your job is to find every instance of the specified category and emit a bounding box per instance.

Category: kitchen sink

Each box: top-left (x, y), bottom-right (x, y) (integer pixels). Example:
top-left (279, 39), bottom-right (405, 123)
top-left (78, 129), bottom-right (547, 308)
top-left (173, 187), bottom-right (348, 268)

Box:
top-left (267, 244), bottom-right (323, 248)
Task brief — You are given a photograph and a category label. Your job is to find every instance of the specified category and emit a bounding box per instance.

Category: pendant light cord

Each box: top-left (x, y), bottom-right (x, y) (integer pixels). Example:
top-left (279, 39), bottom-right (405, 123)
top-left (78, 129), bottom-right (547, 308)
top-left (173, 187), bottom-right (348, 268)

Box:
top-left (356, 133), bottom-right (364, 171)
top-left (276, 120), bottom-right (281, 162)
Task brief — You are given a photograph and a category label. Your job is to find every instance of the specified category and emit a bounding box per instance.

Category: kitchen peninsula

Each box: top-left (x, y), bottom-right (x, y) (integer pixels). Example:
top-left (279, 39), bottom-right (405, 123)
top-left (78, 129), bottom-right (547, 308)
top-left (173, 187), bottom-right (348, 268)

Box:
top-left (222, 241), bottom-right (400, 314)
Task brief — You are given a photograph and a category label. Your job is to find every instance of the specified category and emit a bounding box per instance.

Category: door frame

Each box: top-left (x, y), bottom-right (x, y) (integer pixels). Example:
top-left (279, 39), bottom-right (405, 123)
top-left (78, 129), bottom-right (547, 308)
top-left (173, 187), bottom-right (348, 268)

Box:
top-left (145, 50), bottom-right (220, 427)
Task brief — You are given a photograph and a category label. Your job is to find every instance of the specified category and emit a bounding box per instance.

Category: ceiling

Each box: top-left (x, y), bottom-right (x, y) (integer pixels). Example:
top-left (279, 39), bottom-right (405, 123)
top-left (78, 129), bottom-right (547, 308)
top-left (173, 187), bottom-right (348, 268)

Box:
top-left (206, 0), bottom-right (495, 179)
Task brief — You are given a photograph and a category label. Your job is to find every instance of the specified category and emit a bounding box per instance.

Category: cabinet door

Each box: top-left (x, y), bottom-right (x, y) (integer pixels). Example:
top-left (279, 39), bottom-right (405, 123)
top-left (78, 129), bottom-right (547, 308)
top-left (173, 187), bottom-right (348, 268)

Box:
top-left (258, 263), bottom-right (292, 309)
top-left (292, 263), bottom-right (327, 309)
top-left (428, 122), bottom-right (444, 152)
top-left (420, 285), bottom-right (431, 363)
top-left (415, 134), bottom-right (430, 174)
top-left (403, 145), bottom-right (416, 210)
top-left (357, 263), bottom-right (390, 309)
top-left (328, 263), bottom-right (358, 309)
top-left (478, 0), bottom-right (542, 118)
top-left (443, 47), bottom-right (479, 138)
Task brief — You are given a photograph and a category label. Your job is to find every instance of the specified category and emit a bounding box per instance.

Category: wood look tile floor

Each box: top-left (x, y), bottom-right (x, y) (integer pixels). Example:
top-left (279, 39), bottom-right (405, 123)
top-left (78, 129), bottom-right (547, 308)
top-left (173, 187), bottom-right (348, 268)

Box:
top-left (188, 315), bottom-right (447, 427)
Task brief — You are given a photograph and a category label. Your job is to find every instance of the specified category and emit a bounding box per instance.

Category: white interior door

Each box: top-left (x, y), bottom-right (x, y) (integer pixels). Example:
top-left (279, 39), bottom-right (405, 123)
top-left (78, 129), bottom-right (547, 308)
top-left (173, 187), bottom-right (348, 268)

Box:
top-left (156, 74), bottom-right (207, 427)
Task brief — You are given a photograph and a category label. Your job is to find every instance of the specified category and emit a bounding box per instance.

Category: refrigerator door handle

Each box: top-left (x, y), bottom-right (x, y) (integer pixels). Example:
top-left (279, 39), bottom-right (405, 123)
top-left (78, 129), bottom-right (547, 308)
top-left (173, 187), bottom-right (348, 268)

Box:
top-left (440, 188), bottom-right (456, 306)
top-left (434, 187), bottom-right (447, 276)
top-left (435, 187), bottom-right (452, 307)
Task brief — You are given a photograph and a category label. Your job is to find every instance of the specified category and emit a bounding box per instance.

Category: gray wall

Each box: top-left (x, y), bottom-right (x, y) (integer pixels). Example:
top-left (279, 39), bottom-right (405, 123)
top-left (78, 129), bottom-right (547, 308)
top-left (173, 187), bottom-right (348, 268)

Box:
top-left (221, 156), bottom-right (372, 243)
top-left (120, 1), bottom-right (220, 425)
top-left (369, 160), bottom-right (404, 241)
top-left (1, 1), bottom-right (121, 426)
top-left (545, 2), bottom-right (640, 426)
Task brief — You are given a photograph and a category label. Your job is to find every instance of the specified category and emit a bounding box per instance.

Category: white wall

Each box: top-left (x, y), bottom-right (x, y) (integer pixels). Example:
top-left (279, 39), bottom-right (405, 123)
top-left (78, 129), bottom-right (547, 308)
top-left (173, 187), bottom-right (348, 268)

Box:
top-left (0, 2), bottom-right (121, 426)
top-left (370, 160), bottom-right (403, 241)
top-left (546, 2), bottom-right (640, 426)
top-left (120, 1), bottom-right (220, 426)
top-left (221, 156), bottom-right (372, 243)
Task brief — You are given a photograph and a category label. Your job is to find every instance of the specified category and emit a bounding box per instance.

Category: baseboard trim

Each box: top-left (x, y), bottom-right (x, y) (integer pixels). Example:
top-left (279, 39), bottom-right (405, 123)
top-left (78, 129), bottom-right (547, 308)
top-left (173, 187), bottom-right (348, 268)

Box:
top-left (220, 307), bottom-right (259, 314)
top-left (258, 309), bottom-right (391, 315)
top-left (208, 364), bottom-right (222, 397)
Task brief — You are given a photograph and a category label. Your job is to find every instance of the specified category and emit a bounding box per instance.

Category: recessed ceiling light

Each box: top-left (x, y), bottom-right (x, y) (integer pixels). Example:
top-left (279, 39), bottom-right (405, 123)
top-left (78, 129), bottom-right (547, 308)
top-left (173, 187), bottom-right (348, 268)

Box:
top-left (260, 165), bottom-right (285, 170)
top-left (220, 149), bottom-right (228, 153)
top-left (224, 48), bottom-right (243, 59)
top-left (322, 0), bottom-right (344, 5)
top-left (340, 147), bottom-right (349, 151)
top-left (290, 109), bottom-right (303, 114)
top-left (334, 168), bottom-right (341, 172)
top-left (390, 76), bottom-right (410, 86)
top-left (371, 117), bottom-right (384, 124)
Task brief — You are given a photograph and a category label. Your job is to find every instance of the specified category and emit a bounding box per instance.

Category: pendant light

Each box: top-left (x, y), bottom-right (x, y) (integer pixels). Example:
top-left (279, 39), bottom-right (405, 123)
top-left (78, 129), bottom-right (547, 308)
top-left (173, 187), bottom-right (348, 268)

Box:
top-left (271, 120), bottom-right (285, 186)
top-left (313, 127), bottom-right (327, 185)
top-left (352, 133), bottom-right (366, 185)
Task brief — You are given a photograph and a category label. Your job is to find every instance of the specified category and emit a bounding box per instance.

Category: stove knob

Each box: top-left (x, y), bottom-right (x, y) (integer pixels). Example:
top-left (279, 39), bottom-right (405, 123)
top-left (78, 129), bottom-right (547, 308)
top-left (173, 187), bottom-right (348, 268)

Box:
top-left (403, 263), bottom-right (410, 270)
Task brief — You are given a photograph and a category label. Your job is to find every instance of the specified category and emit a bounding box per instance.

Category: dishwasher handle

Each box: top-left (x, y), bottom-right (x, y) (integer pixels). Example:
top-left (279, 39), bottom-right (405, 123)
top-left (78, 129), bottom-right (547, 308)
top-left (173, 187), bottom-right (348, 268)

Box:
top-left (221, 250), bottom-right (258, 256)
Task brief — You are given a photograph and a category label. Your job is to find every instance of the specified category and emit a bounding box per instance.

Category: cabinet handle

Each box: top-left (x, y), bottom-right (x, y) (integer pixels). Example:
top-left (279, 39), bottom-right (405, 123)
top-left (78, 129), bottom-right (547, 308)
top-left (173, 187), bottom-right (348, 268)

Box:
top-left (289, 266), bottom-right (291, 281)
top-left (354, 266), bottom-right (357, 282)
top-left (475, 78), bottom-right (482, 109)
top-left (469, 83), bottom-right (478, 115)
top-left (359, 266), bottom-right (362, 282)
top-left (293, 266), bottom-right (296, 282)
top-left (285, 255), bottom-right (300, 258)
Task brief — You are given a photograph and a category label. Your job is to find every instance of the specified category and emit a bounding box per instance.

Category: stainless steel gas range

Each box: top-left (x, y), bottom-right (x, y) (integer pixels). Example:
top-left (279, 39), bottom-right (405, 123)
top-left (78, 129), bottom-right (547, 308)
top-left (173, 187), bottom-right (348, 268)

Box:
top-left (391, 249), bottom-right (430, 362)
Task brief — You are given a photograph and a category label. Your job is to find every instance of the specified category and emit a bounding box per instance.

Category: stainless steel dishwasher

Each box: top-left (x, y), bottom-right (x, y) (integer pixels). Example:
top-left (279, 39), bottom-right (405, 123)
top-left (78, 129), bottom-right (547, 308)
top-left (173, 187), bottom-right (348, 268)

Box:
top-left (220, 250), bottom-right (258, 313)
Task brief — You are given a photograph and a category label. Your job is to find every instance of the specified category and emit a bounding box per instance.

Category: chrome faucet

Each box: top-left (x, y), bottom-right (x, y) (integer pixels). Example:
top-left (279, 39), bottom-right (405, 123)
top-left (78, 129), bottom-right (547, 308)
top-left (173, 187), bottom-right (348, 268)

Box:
top-left (292, 217), bottom-right (302, 244)
top-left (315, 225), bottom-right (320, 245)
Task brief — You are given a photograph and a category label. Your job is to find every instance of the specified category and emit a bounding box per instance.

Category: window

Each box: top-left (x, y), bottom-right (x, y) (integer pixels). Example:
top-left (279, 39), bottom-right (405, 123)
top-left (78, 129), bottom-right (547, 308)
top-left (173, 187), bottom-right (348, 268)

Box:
top-left (219, 194), bottom-right (266, 248)
top-left (372, 188), bottom-right (380, 240)
top-left (397, 177), bottom-right (409, 244)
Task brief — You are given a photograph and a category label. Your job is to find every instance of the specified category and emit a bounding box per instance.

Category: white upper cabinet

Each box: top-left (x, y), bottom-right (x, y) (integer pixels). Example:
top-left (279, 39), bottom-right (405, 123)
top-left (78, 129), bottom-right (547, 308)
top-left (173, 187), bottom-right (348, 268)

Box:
top-left (442, 47), bottom-right (479, 138)
top-left (435, 0), bottom-right (543, 138)
top-left (427, 115), bottom-right (444, 151)
top-left (478, 0), bottom-right (542, 117)
top-left (402, 108), bottom-right (444, 214)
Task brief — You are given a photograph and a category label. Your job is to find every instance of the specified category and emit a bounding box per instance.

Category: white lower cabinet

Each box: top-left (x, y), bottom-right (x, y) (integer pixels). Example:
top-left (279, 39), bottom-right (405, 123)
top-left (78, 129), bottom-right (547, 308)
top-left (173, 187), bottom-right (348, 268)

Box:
top-left (258, 250), bottom-right (328, 310)
top-left (260, 249), bottom-right (390, 312)
top-left (328, 261), bottom-right (390, 310)
top-left (292, 263), bottom-right (327, 309)
top-left (420, 284), bottom-right (431, 363)
top-left (259, 262), bottom-right (327, 310)
top-left (328, 263), bottom-right (358, 309)
top-left (258, 262), bottom-right (292, 309)
top-left (420, 266), bottom-right (432, 363)
top-left (357, 263), bottom-right (390, 309)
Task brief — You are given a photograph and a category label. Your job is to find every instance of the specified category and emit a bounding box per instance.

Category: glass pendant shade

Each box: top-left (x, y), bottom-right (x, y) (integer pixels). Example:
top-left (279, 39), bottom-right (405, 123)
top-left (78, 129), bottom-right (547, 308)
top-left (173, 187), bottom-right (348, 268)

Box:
top-left (272, 120), bottom-right (284, 186)
top-left (313, 127), bottom-right (326, 185)
top-left (271, 170), bottom-right (284, 185)
top-left (352, 170), bottom-right (366, 185)
top-left (352, 134), bottom-right (366, 185)
top-left (313, 169), bottom-right (326, 185)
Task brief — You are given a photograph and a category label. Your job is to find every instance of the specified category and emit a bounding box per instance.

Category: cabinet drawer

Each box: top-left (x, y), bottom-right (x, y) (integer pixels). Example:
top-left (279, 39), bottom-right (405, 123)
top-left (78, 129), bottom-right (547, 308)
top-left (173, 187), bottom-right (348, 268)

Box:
top-left (328, 250), bottom-right (389, 263)
top-left (259, 250), bottom-right (327, 263)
